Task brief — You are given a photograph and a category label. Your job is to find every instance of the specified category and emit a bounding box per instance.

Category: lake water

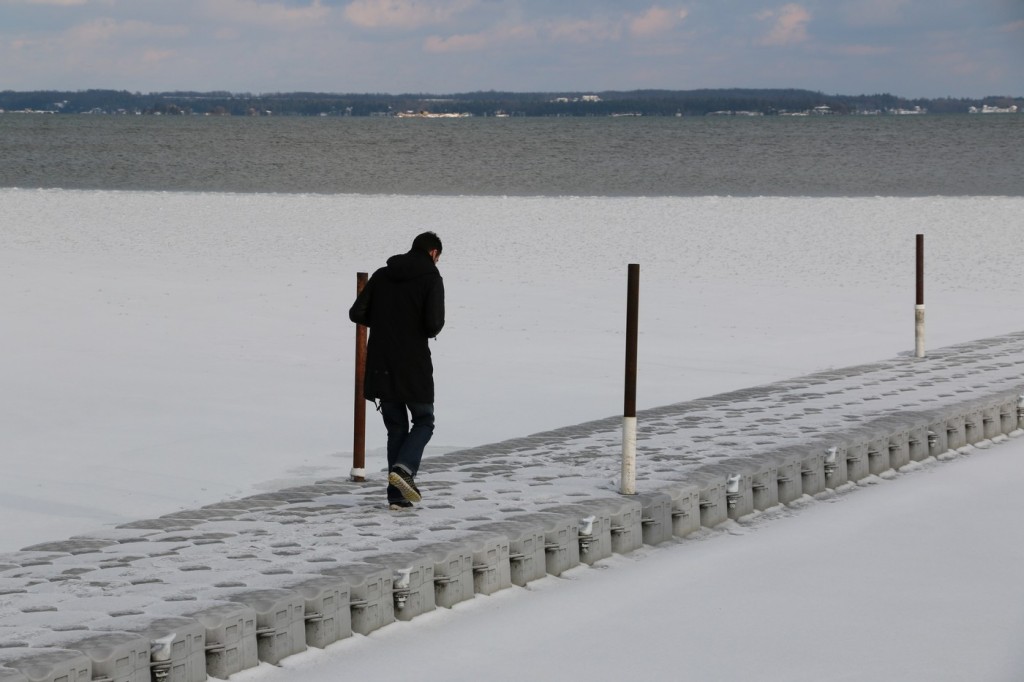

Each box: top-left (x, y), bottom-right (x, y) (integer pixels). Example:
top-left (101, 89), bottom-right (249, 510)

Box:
top-left (1, 114), bottom-right (1021, 196)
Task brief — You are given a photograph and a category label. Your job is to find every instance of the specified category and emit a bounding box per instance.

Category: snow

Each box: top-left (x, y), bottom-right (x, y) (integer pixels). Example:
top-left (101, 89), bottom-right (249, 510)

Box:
top-left (3, 189), bottom-right (1023, 680)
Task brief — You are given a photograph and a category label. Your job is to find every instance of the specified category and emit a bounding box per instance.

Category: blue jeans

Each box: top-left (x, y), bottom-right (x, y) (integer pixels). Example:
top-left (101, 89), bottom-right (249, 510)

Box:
top-left (380, 402), bottom-right (434, 502)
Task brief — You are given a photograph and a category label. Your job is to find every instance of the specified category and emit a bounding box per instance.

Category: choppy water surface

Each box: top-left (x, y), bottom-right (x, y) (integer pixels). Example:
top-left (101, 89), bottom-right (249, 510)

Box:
top-left (1, 113), bottom-right (1021, 196)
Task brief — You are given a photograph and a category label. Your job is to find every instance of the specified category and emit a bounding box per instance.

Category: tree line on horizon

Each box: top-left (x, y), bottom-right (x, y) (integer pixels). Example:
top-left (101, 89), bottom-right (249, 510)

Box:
top-left (1, 88), bottom-right (1020, 117)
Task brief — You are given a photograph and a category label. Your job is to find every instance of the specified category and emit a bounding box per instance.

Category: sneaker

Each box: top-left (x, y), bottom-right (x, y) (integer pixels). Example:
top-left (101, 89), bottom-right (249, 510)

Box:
top-left (388, 500), bottom-right (414, 511)
top-left (388, 468), bottom-right (422, 503)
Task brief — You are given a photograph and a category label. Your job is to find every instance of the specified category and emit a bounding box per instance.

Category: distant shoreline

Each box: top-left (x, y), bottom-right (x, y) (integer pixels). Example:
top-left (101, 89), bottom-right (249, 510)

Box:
top-left (1, 87), bottom-right (1021, 118)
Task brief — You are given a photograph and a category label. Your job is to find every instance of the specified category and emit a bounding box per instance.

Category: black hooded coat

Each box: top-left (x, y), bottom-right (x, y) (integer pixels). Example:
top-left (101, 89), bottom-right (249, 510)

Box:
top-left (348, 249), bottom-right (445, 404)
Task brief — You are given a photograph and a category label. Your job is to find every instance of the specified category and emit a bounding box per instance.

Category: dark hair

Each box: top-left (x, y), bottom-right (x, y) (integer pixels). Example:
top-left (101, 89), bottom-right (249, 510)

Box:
top-left (412, 231), bottom-right (443, 255)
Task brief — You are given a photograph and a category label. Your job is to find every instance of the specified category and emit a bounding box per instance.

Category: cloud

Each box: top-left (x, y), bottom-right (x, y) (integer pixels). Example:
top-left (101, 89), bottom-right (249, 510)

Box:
top-left (545, 17), bottom-right (621, 43)
top-left (343, 0), bottom-right (476, 30)
top-left (839, 0), bottom-right (911, 28)
top-left (629, 6), bottom-right (688, 38)
top-left (424, 22), bottom-right (535, 53)
top-left (830, 43), bottom-right (894, 57)
top-left (3, 15), bottom-right (188, 83)
top-left (142, 48), bottom-right (176, 64)
top-left (64, 18), bottom-right (188, 46)
top-left (202, 0), bottom-right (330, 29)
top-left (757, 3), bottom-right (811, 46)
top-left (422, 5), bottom-right (690, 54)
top-left (422, 16), bottom-right (623, 54)
top-left (422, 31), bottom-right (487, 52)
top-left (1000, 19), bottom-right (1024, 33)
top-left (423, 17), bottom-right (617, 54)
top-left (930, 48), bottom-right (982, 78)
top-left (1, 0), bottom-right (90, 5)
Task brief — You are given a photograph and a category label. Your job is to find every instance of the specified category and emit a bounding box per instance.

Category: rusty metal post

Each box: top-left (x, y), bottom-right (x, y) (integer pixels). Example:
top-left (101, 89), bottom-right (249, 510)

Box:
top-left (915, 234), bottom-right (925, 358)
top-left (352, 272), bottom-right (368, 481)
top-left (621, 263), bottom-right (640, 495)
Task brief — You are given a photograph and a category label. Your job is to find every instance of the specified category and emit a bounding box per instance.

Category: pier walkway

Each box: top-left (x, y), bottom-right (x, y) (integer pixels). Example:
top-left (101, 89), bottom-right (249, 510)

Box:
top-left (2, 332), bottom-right (1023, 682)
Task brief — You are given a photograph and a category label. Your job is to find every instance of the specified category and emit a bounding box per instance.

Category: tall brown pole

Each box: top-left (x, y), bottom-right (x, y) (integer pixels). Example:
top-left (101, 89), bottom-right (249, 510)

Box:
top-left (621, 263), bottom-right (640, 495)
top-left (916, 234), bottom-right (924, 306)
top-left (624, 264), bottom-right (640, 418)
top-left (915, 234), bottom-right (925, 358)
top-left (352, 272), bottom-right (368, 482)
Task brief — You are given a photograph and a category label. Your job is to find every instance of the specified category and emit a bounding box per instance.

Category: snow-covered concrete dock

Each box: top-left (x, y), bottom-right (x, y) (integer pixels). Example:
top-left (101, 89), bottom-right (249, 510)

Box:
top-left (2, 331), bottom-right (1022, 682)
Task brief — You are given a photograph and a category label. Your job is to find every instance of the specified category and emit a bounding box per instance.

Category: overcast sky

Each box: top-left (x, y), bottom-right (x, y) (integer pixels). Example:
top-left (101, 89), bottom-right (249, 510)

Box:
top-left (0, 0), bottom-right (1021, 98)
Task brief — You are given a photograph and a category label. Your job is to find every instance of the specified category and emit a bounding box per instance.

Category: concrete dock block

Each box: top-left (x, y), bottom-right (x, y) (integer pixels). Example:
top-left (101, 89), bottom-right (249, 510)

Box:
top-left (290, 576), bottom-right (352, 648)
top-left (0, 667), bottom-right (28, 682)
top-left (945, 415), bottom-right (967, 450)
top-left (459, 532), bottom-right (511, 595)
top-left (224, 589), bottom-right (306, 665)
top-left (632, 492), bottom-right (673, 546)
top-left (0, 649), bottom-right (91, 682)
top-left (680, 473), bottom-right (728, 528)
top-left (506, 512), bottom-right (580, 577)
top-left (843, 437), bottom-right (871, 483)
top-left (979, 395), bottom-right (1016, 437)
top-left (982, 404), bottom-right (1002, 440)
top-left (742, 457), bottom-right (780, 510)
top-left (574, 497), bottom-right (644, 555)
top-left (887, 431), bottom-right (911, 470)
top-left (100, 634), bottom-right (157, 681)
top-left (998, 396), bottom-right (1019, 434)
top-left (696, 464), bottom-right (754, 520)
top-left (319, 563), bottom-right (394, 636)
top-left (469, 521), bottom-right (547, 586)
top-left (884, 413), bottom-right (933, 464)
top-left (773, 453), bottom-right (804, 504)
top-left (963, 409), bottom-right (985, 445)
top-left (29, 631), bottom-right (151, 682)
top-left (657, 482), bottom-right (701, 537)
top-left (907, 425), bottom-right (930, 461)
top-left (103, 616), bottom-right (207, 682)
top-left (867, 437), bottom-right (891, 476)
top-left (183, 602), bottom-right (257, 679)
top-left (926, 419), bottom-right (950, 457)
top-left (415, 540), bottom-right (476, 608)
top-left (797, 447), bottom-right (827, 496)
top-left (361, 553), bottom-right (436, 621)
top-left (540, 504), bottom-right (613, 565)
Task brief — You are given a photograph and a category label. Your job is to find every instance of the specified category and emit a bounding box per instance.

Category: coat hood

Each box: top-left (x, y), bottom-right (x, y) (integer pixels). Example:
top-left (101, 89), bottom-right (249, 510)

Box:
top-left (384, 249), bottom-right (437, 282)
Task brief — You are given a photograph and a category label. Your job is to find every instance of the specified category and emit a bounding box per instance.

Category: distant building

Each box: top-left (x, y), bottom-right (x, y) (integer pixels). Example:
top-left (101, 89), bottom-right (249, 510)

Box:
top-left (889, 106), bottom-right (927, 115)
top-left (969, 104), bottom-right (1019, 114)
top-left (706, 110), bottom-right (763, 116)
top-left (551, 95), bottom-right (602, 103)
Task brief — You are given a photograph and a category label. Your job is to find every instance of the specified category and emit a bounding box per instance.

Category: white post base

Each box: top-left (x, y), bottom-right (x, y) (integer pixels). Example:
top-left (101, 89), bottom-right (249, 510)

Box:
top-left (915, 304), bottom-right (926, 358)
top-left (621, 416), bottom-right (637, 495)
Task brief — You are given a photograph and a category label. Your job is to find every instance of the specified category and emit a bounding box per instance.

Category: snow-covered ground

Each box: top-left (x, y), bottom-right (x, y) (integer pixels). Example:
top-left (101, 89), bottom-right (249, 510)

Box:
top-left (3, 189), bottom-right (1023, 680)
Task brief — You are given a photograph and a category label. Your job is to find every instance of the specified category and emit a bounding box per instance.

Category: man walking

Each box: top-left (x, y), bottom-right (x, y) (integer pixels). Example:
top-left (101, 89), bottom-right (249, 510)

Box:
top-left (349, 232), bottom-right (445, 510)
